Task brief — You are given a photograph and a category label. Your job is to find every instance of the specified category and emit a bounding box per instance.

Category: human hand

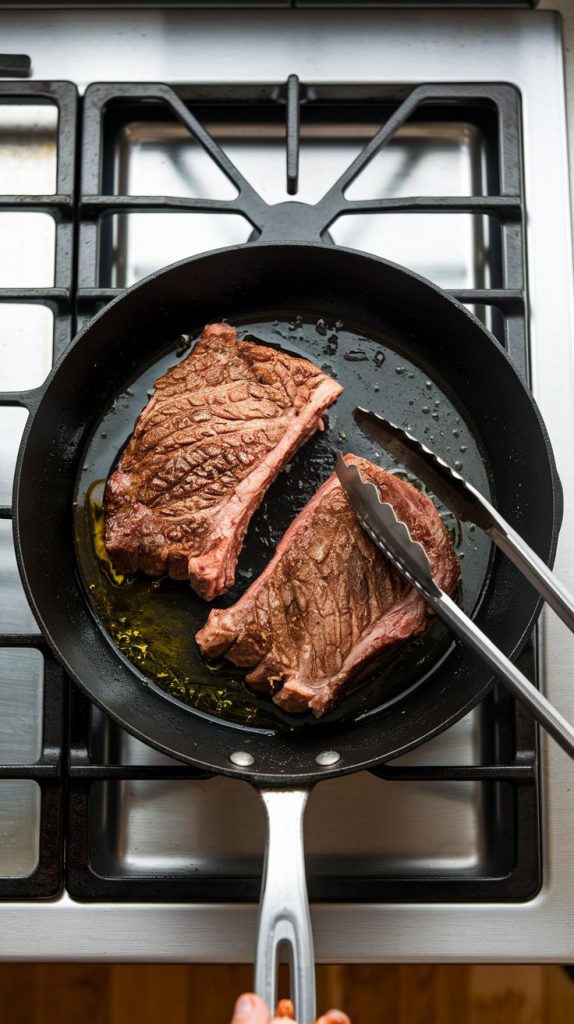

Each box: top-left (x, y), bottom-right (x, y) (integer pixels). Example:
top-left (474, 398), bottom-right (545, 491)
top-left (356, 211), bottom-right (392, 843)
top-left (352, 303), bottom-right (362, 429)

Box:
top-left (230, 992), bottom-right (351, 1024)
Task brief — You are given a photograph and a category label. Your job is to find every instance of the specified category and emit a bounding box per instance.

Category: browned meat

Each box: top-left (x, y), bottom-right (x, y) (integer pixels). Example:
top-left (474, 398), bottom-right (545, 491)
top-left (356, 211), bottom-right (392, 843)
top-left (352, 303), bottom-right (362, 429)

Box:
top-left (104, 323), bottom-right (343, 600)
top-left (196, 454), bottom-right (460, 717)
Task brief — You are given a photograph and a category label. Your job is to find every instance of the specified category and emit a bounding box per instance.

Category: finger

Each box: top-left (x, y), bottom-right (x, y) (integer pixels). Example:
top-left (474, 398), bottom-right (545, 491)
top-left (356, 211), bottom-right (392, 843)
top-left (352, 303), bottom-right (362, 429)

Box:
top-left (275, 998), bottom-right (295, 1018)
top-left (314, 1012), bottom-right (351, 1024)
top-left (271, 1017), bottom-right (298, 1024)
top-left (231, 993), bottom-right (270, 1024)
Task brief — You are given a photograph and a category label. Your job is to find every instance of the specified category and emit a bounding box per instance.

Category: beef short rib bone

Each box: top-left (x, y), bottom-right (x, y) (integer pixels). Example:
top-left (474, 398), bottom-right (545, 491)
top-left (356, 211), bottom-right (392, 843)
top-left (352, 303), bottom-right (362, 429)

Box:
top-left (196, 454), bottom-right (460, 717)
top-left (104, 323), bottom-right (343, 600)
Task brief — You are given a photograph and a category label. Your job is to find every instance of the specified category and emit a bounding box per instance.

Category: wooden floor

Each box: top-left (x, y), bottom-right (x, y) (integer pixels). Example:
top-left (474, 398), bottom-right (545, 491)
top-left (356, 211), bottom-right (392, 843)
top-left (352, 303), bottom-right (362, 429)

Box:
top-left (1, 965), bottom-right (573, 1024)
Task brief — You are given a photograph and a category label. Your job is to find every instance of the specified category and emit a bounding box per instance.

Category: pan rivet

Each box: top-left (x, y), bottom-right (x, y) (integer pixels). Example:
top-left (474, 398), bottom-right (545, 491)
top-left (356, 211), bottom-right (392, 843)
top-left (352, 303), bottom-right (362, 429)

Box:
top-left (229, 750), bottom-right (255, 767)
top-left (316, 750), bottom-right (341, 766)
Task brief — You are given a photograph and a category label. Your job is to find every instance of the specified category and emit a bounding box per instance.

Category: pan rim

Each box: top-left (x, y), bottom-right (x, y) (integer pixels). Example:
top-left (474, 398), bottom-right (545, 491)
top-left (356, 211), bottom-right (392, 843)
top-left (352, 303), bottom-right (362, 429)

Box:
top-left (16, 237), bottom-right (564, 519)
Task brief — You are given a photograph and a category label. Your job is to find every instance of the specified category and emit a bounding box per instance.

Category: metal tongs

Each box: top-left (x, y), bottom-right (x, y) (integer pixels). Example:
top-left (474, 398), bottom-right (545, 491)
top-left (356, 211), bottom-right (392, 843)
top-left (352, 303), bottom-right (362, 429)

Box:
top-left (336, 409), bottom-right (574, 760)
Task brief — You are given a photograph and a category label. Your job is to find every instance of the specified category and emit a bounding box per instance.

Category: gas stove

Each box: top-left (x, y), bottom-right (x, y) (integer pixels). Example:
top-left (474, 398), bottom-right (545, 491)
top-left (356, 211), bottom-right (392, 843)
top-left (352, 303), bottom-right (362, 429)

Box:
top-left (0, 7), bottom-right (573, 962)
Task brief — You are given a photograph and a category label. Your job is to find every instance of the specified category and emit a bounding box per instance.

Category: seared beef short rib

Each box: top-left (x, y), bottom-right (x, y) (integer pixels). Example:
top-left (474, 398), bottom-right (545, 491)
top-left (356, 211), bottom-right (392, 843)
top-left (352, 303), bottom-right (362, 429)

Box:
top-left (104, 323), bottom-right (343, 599)
top-left (196, 454), bottom-right (460, 716)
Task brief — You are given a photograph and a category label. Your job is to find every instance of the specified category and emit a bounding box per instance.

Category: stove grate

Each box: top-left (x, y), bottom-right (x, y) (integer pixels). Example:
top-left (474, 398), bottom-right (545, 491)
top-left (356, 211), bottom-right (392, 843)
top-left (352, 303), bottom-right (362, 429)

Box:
top-left (0, 80), bottom-right (77, 897)
top-left (0, 77), bottom-right (541, 903)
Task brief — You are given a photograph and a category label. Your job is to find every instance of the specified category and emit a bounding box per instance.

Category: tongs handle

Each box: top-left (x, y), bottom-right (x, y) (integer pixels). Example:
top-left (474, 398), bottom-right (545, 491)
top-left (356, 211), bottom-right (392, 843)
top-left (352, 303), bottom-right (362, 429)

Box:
top-left (336, 451), bottom-right (574, 759)
top-left (431, 590), bottom-right (574, 760)
top-left (352, 409), bottom-right (574, 632)
top-left (487, 517), bottom-right (574, 633)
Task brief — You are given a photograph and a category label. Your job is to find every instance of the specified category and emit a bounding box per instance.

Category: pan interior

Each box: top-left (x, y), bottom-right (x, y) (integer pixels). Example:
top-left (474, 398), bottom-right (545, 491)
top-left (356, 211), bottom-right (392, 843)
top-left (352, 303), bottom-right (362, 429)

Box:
top-left (74, 314), bottom-right (492, 734)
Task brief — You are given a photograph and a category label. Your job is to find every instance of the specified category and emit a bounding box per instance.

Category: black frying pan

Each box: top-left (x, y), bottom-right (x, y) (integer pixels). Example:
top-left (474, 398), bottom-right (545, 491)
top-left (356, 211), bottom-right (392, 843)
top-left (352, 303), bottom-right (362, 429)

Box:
top-left (14, 242), bottom-right (562, 1021)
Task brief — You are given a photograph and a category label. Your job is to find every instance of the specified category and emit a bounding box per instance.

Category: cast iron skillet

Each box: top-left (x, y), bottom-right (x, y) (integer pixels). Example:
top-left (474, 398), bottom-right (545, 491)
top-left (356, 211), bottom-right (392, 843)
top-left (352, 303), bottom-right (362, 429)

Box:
top-left (14, 242), bottom-right (562, 1022)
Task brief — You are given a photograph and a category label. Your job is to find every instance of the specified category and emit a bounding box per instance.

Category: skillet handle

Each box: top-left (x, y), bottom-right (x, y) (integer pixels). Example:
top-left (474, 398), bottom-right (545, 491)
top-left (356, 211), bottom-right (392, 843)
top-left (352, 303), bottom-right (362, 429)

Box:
top-left (255, 787), bottom-right (316, 1024)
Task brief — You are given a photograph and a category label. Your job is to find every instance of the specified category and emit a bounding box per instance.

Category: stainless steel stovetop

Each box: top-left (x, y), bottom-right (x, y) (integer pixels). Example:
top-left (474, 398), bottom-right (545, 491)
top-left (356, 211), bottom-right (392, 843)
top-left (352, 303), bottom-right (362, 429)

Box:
top-left (0, 7), bottom-right (573, 962)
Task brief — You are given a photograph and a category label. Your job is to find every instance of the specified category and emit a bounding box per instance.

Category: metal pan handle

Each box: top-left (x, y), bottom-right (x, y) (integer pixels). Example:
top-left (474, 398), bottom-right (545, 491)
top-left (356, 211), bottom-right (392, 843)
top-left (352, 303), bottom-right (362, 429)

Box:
top-left (254, 787), bottom-right (316, 1024)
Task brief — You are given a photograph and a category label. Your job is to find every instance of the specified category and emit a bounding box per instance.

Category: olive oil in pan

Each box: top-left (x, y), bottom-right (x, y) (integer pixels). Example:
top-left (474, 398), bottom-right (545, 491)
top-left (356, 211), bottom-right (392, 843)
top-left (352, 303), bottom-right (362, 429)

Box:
top-left (74, 316), bottom-right (493, 733)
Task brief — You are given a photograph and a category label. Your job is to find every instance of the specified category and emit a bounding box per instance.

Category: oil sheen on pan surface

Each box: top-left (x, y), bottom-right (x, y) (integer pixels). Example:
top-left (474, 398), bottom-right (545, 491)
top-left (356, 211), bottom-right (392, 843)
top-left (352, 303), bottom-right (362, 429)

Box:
top-left (74, 315), bottom-right (492, 734)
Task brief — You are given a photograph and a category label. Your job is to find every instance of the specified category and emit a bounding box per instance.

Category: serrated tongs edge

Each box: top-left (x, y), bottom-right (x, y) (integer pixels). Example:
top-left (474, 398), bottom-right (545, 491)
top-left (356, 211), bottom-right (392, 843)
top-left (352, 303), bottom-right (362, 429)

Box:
top-left (335, 453), bottom-right (442, 602)
top-left (353, 407), bottom-right (496, 530)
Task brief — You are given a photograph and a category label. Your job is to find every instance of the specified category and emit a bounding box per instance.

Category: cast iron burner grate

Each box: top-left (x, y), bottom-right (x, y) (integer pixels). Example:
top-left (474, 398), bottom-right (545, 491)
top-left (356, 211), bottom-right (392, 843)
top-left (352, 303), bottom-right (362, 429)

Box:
top-left (0, 77), bottom-right (540, 902)
top-left (0, 80), bottom-right (76, 897)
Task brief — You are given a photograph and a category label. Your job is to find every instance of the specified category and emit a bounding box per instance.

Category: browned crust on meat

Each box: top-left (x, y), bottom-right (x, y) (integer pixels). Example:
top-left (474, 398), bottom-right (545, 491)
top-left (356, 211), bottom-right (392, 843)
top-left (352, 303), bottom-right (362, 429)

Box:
top-left (196, 454), bottom-right (460, 716)
top-left (104, 323), bottom-right (343, 599)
